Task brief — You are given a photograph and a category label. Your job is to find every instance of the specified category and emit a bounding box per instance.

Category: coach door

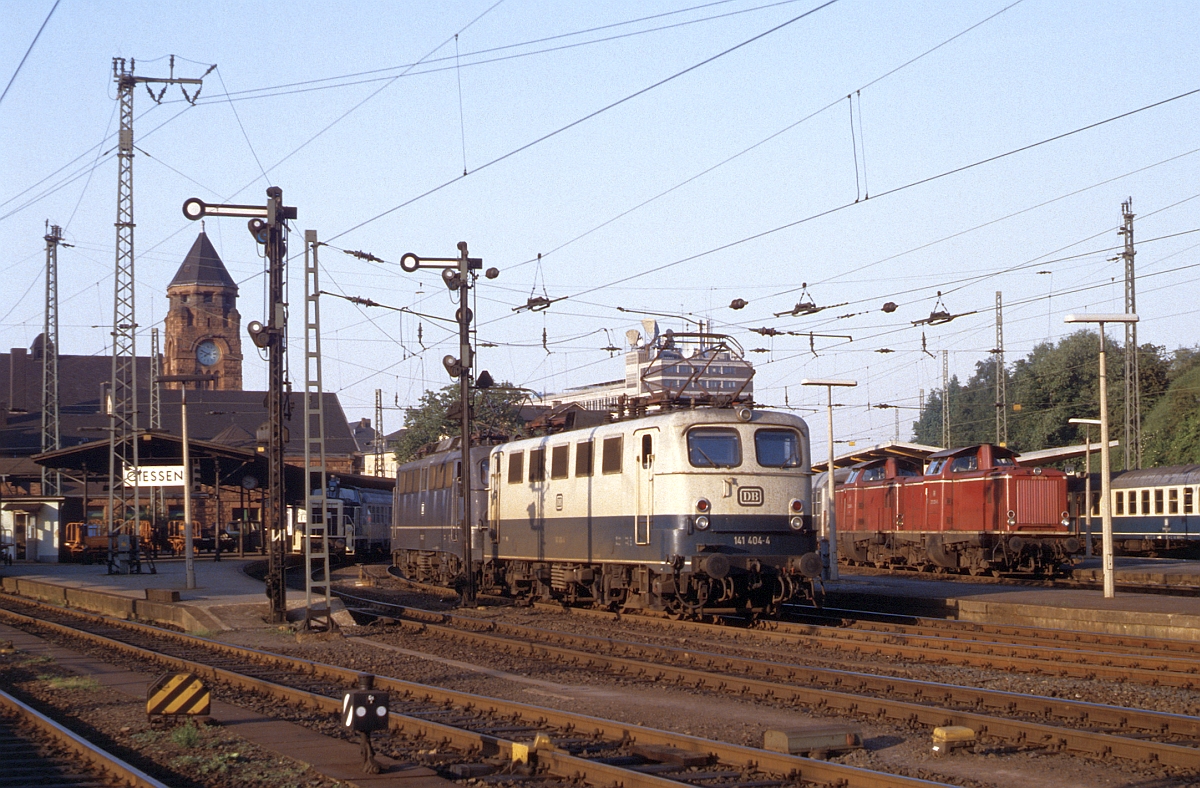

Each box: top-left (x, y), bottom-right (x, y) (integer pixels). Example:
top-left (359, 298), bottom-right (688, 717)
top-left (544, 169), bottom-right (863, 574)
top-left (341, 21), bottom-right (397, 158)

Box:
top-left (634, 428), bottom-right (658, 546)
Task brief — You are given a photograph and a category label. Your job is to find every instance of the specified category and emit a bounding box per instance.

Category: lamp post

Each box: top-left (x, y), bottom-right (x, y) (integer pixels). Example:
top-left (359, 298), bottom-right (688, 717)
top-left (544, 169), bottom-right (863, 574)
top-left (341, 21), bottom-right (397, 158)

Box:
top-left (1068, 417), bottom-right (1102, 558)
top-left (1064, 314), bottom-right (1138, 598)
top-left (801, 378), bottom-right (857, 581)
top-left (160, 374), bottom-right (214, 589)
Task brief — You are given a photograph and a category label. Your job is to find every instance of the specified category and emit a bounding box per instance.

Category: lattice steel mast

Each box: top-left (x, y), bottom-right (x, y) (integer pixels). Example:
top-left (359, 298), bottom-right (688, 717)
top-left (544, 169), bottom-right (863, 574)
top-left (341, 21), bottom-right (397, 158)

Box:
top-left (1120, 198), bottom-right (1140, 469)
top-left (373, 389), bottom-right (385, 476)
top-left (941, 349), bottom-right (950, 448)
top-left (107, 57), bottom-right (210, 573)
top-left (303, 230), bottom-right (332, 632)
top-left (41, 223), bottom-right (66, 496)
top-left (993, 291), bottom-right (1007, 447)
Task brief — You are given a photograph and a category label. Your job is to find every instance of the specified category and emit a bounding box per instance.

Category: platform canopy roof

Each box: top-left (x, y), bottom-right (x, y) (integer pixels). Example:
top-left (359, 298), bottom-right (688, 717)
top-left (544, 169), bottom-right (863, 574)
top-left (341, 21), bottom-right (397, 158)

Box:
top-left (811, 441), bottom-right (942, 474)
top-left (31, 430), bottom-right (306, 503)
top-left (811, 439), bottom-right (1124, 474)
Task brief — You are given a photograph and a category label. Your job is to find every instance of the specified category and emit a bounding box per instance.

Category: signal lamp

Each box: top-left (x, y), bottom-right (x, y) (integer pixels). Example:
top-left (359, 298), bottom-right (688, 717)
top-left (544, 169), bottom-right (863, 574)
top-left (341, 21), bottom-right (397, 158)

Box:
top-left (442, 355), bottom-right (462, 378)
top-left (247, 321), bottom-right (270, 349)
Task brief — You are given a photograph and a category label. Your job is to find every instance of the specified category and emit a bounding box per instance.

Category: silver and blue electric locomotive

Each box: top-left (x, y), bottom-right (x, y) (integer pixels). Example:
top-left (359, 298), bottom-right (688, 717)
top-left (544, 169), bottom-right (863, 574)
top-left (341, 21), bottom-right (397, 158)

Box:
top-left (392, 406), bottom-right (822, 615)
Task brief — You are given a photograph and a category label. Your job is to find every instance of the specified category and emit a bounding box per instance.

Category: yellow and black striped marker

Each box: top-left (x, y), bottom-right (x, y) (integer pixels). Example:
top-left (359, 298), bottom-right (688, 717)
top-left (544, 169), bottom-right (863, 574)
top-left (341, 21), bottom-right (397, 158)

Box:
top-left (146, 672), bottom-right (210, 718)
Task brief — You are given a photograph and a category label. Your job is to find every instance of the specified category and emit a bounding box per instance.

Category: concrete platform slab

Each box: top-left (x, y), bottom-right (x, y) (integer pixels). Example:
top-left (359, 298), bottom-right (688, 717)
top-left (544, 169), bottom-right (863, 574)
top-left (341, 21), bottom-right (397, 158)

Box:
top-left (0, 558), bottom-right (357, 632)
top-left (827, 560), bottom-right (1200, 641)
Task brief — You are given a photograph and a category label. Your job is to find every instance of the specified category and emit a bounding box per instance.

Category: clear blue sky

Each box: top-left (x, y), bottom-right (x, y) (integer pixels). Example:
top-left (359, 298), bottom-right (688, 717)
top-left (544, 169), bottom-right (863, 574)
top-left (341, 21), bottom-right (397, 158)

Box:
top-left (3, 1), bottom-right (1198, 457)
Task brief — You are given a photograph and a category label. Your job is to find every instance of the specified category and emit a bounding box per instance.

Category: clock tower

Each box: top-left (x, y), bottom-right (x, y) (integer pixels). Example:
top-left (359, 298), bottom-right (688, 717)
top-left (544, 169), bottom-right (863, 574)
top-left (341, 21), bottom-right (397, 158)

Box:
top-left (163, 231), bottom-right (242, 390)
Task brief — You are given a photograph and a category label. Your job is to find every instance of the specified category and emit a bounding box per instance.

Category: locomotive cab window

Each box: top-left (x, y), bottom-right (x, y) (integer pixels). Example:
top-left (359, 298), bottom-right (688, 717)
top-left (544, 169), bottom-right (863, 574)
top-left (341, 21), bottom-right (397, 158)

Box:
top-left (926, 460), bottom-right (945, 475)
top-left (950, 455), bottom-right (978, 472)
top-left (755, 428), bottom-right (802, 467)
top-left (576, 440), bottom-right (594, 477)
top-left (640, 435), bottom-right (653, 468)
top-left (479, 459), bottom-right (490, 488)
top-left (861, 466), bottom-right (885, 482)
top-left (687, 427), bottom-right (741, 468)
top-left (508, 451), bottom-right (524, 484)
top-left (993, 456), bottom-right (1014, 467)
top-left (551, 446), bottom-right (569, 479)
top-left (529, 448), bottom-right (546, 482)
top-left (601, 436), bottom-right (623, 474)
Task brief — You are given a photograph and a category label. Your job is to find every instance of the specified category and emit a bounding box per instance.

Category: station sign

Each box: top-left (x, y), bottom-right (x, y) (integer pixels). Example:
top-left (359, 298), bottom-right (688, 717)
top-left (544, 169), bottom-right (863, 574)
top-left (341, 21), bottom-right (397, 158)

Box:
top-left (123, 465), bottom-right (186, 487)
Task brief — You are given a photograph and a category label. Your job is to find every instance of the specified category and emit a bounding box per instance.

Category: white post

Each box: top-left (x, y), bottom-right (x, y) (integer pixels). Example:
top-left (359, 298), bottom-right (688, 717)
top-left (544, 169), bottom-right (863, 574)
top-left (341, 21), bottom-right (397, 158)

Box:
top-left (826, 386), bottom-right (838, 581)
top-left (802, 378), bottom-right (856, 582)
top-left (1097, 327), bottom-right (1114, 598)
top-left (181, 386), bottom-right (195, 590)
top-left (1065, 314), bottom-right (1137, 600)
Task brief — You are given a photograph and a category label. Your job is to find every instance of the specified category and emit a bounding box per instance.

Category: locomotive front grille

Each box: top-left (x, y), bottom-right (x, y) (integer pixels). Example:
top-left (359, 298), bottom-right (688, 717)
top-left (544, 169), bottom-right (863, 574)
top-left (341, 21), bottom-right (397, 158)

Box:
top-left (1015, 478), bottom-right (1058, 525)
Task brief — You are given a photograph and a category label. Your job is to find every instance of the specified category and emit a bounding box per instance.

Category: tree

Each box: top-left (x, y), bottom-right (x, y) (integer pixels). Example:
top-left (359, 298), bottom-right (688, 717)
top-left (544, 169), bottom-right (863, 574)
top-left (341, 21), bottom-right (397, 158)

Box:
top-left (914, 331), bottom-right (1176, 463)
top-left (1142, 347), bottom-right (1200, 465)
top-left (394, 383), bottom-right (529, 462)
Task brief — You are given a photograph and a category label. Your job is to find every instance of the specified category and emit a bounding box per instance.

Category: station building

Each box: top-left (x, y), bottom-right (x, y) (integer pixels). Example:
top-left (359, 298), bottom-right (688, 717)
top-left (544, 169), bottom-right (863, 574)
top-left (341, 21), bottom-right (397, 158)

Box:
top-left (0, 232), bottom-right (366, 562)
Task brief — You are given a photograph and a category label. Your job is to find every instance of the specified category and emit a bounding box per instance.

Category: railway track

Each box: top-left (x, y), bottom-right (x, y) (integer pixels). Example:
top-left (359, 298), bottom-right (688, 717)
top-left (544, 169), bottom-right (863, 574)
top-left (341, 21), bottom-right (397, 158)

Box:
top-left (336, 589), bottom-right (1200, 771)
top-left (0, 685), bottom-right (168, 788)
top-left (0, 592), bottom-right (955, 788)
top-left (369, 567), bottom-right (1200, 681)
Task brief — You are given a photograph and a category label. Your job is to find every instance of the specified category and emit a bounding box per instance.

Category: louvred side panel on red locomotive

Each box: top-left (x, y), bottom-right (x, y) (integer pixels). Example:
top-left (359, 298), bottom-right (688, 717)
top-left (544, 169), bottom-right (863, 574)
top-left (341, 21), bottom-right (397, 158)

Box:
top-left (837, 444), bottom-right (1080, 574)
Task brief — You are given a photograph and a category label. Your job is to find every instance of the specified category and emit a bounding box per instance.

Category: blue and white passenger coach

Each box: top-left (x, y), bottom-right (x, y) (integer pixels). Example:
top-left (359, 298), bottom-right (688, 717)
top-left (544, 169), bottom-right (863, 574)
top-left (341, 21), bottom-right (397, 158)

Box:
top-left (480, 407), bottom-right (821, 615)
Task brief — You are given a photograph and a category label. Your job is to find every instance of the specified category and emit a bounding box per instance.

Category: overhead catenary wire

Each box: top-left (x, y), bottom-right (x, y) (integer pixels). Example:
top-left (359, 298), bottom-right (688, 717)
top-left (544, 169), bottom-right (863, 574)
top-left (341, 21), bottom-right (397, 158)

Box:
top-left (325, 0), bottom-right (841, 245)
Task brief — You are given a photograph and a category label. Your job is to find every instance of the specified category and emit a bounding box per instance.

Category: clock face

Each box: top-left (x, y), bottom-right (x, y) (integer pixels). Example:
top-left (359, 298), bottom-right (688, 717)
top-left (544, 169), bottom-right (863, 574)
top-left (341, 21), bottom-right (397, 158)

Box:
top-left (196, 340), bottom-right (221, 367)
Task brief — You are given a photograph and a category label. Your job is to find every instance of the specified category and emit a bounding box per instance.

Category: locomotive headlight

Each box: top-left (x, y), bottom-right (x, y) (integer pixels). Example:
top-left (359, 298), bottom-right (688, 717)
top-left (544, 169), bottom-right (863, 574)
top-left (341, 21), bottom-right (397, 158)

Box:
top-left (789, 516), bottom-right (804, 531)
top-left (696, 498), bottom-right (711, 513)
top-left (789, 498), bottom-right (804, 514)
top-left (695, 515), bottom-right (711, 530)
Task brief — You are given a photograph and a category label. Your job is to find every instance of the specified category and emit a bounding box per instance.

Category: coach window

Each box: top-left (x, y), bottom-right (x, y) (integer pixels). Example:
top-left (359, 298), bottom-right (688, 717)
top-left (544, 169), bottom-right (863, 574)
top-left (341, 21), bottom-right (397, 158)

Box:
top-left (755, 428), bottom-right (802, 467)
top-left (575, 440), bottom-right (594, 477)
top-left (551, 445), bottom-right (569, 479)
top-left (1155, 488), bottom-right (1164, 515)
top-left (687, 427), bottom-right (741, 468)
top-left (508, 451), bottom-right (524, 484)
top-left (601, 436), bottom-right (623, 474)
top-left (1186, 487), bottom-right (1195, 514)
top-left (1141, 489), bottom-right (1150, 516)
top-left (1169, 488), bottom-right (1179, 515)
top-left (1115, 491), bottom-right (1124, 515)
top-left (529, 448), bottom-right (546, 482)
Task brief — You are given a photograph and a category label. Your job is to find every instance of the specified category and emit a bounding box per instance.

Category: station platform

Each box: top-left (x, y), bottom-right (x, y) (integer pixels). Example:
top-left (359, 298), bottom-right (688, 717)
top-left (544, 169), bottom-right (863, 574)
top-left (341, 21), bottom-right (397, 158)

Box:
top-left (827, 556), bottom-right (1200, 642)
top-left (0, 557), bottom-right (355, 633)
top-left (3, 556), bottom-right (1200, 642)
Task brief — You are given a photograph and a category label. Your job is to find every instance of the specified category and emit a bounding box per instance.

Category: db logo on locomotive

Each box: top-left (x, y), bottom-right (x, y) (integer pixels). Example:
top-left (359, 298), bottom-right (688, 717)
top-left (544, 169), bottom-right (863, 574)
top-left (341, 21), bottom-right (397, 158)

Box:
top-left (738, 486), bottom-right (764, 506)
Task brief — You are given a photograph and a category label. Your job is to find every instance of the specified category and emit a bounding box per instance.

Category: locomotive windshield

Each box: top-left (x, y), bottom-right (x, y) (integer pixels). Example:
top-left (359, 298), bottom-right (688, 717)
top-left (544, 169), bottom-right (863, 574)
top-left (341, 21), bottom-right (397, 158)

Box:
top-left (754, 428), bottom-right (802, 467)
top-left (688, 427), bottom-right (741, 467)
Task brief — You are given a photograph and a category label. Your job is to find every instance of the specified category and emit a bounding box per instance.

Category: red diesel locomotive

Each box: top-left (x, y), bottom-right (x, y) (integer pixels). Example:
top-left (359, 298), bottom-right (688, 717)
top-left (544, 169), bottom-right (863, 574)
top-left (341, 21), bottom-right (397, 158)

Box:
top-left (835, 444), bottom-right (1080, 574)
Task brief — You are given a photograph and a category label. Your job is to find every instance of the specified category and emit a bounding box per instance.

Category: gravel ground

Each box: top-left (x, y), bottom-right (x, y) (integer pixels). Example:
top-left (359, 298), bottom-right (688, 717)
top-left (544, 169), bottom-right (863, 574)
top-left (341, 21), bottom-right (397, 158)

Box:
top-left (203, 571), bottom-right (1196, 788)
top-left (0, 644), bottom-right (347, 788)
